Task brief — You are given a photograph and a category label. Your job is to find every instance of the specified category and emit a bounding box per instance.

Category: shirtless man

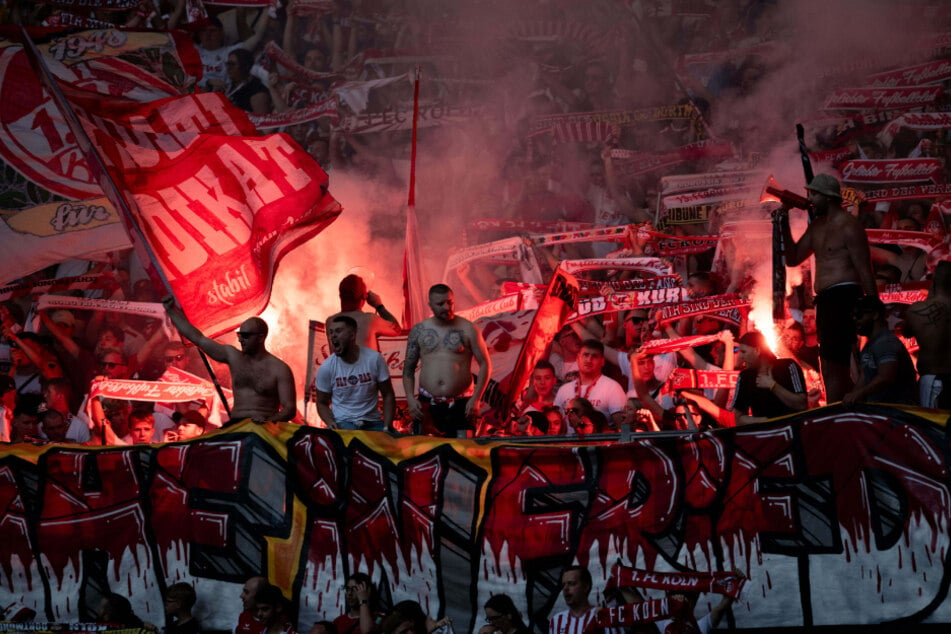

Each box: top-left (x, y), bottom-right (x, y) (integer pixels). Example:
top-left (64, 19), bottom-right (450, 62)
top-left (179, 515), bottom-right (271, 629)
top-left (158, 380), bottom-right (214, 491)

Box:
top-left (403, 284), bottom-right (491, 437)
top-left (327, 274), bottom-right (401, 350)
top-left (905, 260), bottom-right (951, 408)
top-left (163, 297), bottom-right (296, 424)
top-left (779, 173), bottom-right (877, 403)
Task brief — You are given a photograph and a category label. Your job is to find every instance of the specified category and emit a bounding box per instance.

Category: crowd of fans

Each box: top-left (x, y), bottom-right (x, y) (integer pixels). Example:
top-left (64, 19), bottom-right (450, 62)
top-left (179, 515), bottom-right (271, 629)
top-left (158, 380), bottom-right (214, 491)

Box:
top-left (0, 566), bottom-right (742, 634)
top-left (0, 0), bottom-right (950, 443)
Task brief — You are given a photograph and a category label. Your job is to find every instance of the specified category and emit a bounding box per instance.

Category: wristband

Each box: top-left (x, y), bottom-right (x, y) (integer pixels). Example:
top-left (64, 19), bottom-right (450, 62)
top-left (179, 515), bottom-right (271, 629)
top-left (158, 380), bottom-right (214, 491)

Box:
top-left (769, 381), bottom-right (777, 391)
top-left (375, 304), bottom-right (385, 313)
top-left (359, 600), bottom-right (368, 606)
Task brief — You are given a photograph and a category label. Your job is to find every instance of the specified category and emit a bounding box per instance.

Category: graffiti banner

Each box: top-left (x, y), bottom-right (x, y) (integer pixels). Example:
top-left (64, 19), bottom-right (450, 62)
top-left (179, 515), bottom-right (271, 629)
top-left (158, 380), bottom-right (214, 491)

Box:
top-left (2, 406), bottom-right (951, 632)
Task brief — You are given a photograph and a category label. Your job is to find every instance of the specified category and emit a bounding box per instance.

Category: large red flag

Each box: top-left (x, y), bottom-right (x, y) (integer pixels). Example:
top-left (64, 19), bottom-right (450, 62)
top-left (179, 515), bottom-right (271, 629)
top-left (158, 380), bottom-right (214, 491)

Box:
top-left (59, 85), bottom-right (342, 335)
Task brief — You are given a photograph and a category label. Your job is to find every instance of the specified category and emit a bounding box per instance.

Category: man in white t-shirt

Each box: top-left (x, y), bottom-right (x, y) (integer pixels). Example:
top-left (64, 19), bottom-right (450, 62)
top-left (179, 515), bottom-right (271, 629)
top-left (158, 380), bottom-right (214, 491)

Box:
top-left (553, 339), bottom-right (627, 421)
top-left (316, 315), bottom-right (395, 431)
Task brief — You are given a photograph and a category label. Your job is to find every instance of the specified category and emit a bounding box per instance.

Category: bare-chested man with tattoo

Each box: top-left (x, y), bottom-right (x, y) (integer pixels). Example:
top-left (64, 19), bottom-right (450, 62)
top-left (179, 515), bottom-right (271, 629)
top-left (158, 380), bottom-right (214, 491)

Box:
top-left (905, 261), bottom-right (951, 408)
top-left (403, 284), bottom-right (491, 437)
top-left (779, 174), bottom-right (877, 403)
top-left (163, 297), bottom-right (297, 425)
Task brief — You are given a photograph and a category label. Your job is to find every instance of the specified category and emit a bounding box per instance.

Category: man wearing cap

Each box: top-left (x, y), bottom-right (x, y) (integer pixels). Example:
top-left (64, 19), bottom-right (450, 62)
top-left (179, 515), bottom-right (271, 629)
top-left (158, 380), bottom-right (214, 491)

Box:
top-left (729, 331), bottom-right (807, 424)
top-left (843, 296), bottom-right (918, 406)
top-left (779, 173), bottom-right (877, 403)
top-left (327, 274), bottom-right (401, 350)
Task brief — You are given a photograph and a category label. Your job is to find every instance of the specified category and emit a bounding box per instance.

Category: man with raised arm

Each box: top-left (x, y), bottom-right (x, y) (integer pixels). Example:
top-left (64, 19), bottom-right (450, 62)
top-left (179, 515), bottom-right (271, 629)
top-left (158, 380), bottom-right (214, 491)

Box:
top-left (403, 284), bottom-right (491, 438)
top-left (778, 173), bottom-right (877, 403)
top-left (327, 274), bottom-right (401, 350)
top-left (162, 297), bottom-right (296, 425)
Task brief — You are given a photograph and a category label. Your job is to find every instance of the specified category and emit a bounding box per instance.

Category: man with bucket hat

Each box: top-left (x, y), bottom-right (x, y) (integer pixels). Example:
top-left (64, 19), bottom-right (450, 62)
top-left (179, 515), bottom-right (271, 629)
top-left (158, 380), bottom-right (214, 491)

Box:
top-left (777, 173), bottom-right (877, 404)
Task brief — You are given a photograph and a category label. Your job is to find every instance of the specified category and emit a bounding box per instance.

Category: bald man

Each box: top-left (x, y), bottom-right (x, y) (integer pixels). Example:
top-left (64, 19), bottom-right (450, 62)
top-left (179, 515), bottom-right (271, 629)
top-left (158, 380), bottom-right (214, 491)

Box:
top-left (163, 297), bottom-right (296, 424)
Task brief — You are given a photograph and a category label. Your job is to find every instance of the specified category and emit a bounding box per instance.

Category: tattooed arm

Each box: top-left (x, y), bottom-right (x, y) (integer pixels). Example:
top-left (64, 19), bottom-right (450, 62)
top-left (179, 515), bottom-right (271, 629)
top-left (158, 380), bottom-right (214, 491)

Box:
top-left (403, 324), bottom-right (423, 420)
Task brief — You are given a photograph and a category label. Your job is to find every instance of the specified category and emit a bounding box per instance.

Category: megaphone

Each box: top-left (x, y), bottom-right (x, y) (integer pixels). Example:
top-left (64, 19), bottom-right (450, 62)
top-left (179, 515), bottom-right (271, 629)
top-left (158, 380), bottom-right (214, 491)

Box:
top-left (760, 175), bottom-right (810, 210)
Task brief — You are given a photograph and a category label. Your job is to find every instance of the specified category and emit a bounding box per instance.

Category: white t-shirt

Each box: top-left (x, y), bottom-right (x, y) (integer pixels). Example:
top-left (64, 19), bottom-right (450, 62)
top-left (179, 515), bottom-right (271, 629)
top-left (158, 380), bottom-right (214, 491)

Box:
top-left (553, 374), bottom-right (627, 418)
top-left (315, 347), bottom-right (390, 425)
top-left (198, 43), bottom-right (244, 89)
top-left (549, 608), bottom-right (595, 634)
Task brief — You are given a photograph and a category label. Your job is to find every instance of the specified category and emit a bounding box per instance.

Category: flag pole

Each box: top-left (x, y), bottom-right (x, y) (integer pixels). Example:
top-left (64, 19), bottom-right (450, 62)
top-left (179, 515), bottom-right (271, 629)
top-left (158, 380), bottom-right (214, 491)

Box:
top-left (18, 26), bottom-right (233, 419)
top-left (402, 65), bottom-right (426, 328)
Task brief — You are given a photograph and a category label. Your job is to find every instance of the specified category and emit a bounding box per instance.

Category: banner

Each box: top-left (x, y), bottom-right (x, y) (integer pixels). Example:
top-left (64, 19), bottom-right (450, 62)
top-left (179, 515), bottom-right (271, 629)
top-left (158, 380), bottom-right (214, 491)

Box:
top-left (567, 287), bottom-right (690, 322)
top-left (610, 566), bottom-right (747, 599)
top-left (338, 102), bottom-right (488, 135)
top-left (559, 257), bottom-right (673, 277)
top-left (610, 141), bottom-right (735, 178)
top-left (532, 104), bottom-right (697, 134)
top-left (657, 295), bottom-right (750, 326)
top-left (840, 159), bottom-right (944, 184)
top-left (659, 170), bottom-right (765, 196)
top-left (248, 95), bottom-right (339, 130)
top-left (2, 406), bottom-right (951, 631)
top-left (56, 85), bottom-right (342, 336)
top-left (879, 111), bottom-right (951, 145)
top-left (865, 59), bottom-right (951, 87)
top-left (0, 29), bottom-right (201, 200)
top-left (667, 368), bottom-right (739, 390)
top-left (501, 267), bottom-right (579, 418)
top-left (860, 183), bottom-right (951, 202)
top-left (637, 334), bottom-right (723, 356)
top-left (865, 229), bottom-right (941, 252)
top-left (823, 86), bottom-right (943, 110)
top-left (0, 273), bottom-right (116, 302)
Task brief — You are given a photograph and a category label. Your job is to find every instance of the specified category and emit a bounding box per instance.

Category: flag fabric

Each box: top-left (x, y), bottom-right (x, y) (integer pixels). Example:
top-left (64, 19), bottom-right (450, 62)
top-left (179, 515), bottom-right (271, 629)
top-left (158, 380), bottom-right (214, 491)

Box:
top-left (57, 84), bottom-right (342, 335)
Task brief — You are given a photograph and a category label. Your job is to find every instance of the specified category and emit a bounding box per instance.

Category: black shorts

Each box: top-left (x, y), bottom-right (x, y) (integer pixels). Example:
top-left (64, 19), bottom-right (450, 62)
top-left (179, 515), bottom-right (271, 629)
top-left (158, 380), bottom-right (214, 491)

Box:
top-left (419, 394), bottom-right (471, 437)
top-left (815, 283), bottom-right (864, 364)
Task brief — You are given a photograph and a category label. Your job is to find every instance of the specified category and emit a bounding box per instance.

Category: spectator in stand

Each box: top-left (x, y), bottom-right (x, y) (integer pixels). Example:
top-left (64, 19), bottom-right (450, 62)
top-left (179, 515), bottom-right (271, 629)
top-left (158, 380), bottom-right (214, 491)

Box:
top-left (235, 576), bottom-right (268, 634)
top-left (610, 397), bottom-right (660, 433)
top-left (327, 274), bottom-right (401, 351)
top-left (97, 592), bottom-right (145, 628)
top-left (905, 260), bottom-right (951, 408)
top-left (254, 584), bottom-right (296, 634)
top-left (519, 360), bottom-right (558, 414)
top-left (43, 378), bottom-right (90, 443)
top-left (564, 397), bottom-right (606, 436)
top-left (163, 581), bottom-right (200, 634)
top-left (508, 411), bottom-right (549, 436)
top-left (196, 13), bottom-right (270, 92)
top-left (780, 321), bottom-right (818, 372)
top-left (128, 410), bottom-right (155, 445)
top-left (98, 347), bottom-right (134, 380)
top-left (542, 405), bottom-right (564, 435)
top-left (549, 565), bottom-right (596, 634)
top-left (379, 600), bottom-right (450, 634)
top-left (309, 622), bottom-right (337, 634)
top-left (843, 296), bottom-right (918, 406)
top-left (653, 588), bottom-right (738, 634)
top-left (7, 332), bottom-right (62, 395)
top-left (549, 328), bottom-right (582, 382)
top-left (167, 410), bottom-right (207, 441)
top-left (334, 573), bottom-right (381, 634)
top-left (227, 48), bottom-right (272, 114)
top-left (729, 331), bottom-right (807, 424)
top-left (553, 340), bottom-right (627, 423)
top-left (478, 594), bottom-right (530, 634)
top-left (40, 308), bottom-right (96, 399)
top-left (9, 394), bottom-right (43, 443)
